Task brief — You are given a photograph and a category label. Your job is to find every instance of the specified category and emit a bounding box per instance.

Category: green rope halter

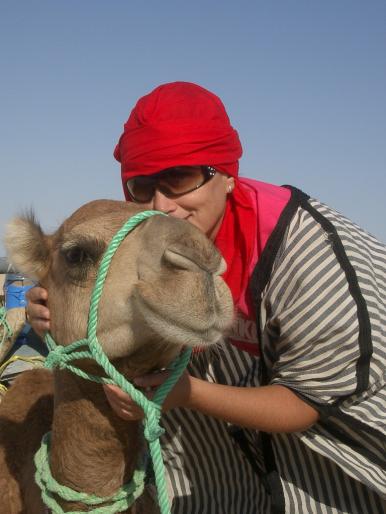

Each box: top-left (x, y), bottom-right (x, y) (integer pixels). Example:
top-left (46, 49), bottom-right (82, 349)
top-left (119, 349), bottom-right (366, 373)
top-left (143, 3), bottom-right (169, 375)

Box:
top-left (0, 306), bottom-right (14, 347)
top-left (35, 210), bottom-right (192, 514)
top-left (35, 433), bottom-right (146, 514)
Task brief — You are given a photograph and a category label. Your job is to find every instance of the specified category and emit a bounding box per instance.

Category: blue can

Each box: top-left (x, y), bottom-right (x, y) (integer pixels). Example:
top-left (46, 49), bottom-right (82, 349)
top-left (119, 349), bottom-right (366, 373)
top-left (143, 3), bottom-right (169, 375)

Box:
top-left (3, 273), bottom-right (35, 310)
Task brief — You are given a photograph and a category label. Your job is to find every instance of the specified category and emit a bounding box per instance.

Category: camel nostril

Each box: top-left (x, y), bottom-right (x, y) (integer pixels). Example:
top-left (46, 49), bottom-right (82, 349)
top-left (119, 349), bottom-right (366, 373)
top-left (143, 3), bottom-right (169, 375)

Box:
top-left (163, 250), bottom-right (226, 276)
top-left (163, 248), bottom-right (205, 273)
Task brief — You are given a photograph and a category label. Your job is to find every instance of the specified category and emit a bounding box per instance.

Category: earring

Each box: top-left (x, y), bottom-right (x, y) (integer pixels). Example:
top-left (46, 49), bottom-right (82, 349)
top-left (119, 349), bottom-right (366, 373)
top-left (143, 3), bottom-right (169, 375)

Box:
top-left (227, 185), bottom-right (233, 193)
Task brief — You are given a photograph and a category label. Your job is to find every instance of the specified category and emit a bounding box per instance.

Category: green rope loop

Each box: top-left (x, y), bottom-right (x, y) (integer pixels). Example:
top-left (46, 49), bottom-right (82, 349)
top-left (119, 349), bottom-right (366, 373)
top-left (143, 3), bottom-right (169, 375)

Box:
top-left (0, 306), bottom-right (14, 347)
top-left (34, 433), bottom-right (146, 514)
top-left (36, 211), bottom-right (193, 514)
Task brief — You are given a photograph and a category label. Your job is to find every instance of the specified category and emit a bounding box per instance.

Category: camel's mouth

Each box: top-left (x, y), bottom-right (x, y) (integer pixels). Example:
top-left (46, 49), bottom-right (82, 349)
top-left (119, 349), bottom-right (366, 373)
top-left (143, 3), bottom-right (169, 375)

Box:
top-left (131, 344), bottom-right (189, 393)
top-left (112, 341), bottom-right (186, 385)
top-left (134, 366), bottom-right (168, 392)
top-left (133, 277), bottom-right (233, 350)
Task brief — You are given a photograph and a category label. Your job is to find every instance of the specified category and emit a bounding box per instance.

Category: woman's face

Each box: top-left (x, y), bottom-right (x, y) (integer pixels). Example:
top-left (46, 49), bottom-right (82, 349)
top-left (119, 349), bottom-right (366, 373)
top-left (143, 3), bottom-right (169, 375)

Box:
top-left (137, 171), bottom-right (234, 241)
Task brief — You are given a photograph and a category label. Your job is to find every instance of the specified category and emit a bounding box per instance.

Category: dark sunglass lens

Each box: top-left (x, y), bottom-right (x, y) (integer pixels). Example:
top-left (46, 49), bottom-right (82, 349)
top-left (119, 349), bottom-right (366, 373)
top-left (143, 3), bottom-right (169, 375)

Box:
top-left (126, 177), bottom-right (155, 202)
top-left (159, 166), bottom-right (205, 194)
top-left (127, 166), bottom-right (216, 201)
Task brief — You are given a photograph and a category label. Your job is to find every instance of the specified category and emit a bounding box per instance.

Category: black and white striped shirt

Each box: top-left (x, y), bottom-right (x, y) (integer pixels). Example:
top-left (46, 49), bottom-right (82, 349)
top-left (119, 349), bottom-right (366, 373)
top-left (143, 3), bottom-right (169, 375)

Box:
top-left (161, 187), bottom-right (386, 514)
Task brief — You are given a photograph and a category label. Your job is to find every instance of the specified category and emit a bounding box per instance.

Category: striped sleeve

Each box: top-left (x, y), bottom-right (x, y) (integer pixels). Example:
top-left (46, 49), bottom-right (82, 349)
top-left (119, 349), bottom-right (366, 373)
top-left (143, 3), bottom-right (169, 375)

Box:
top-left (259, 196), bottom-right (386, 508)
top-left (261, 205), bottom-right (368, 404)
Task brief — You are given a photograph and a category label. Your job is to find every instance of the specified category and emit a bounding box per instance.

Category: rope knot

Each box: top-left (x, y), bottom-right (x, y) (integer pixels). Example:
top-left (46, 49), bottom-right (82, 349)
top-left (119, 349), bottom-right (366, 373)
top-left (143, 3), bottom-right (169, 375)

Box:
top-left (144, 407), bottom-right (165, 443)
top-left (44, 345), bottom-right (67, 370)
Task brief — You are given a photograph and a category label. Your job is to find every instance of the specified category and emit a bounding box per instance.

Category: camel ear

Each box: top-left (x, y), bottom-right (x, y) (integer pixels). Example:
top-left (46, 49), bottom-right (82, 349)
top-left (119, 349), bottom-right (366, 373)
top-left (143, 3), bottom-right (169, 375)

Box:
top-left (4, 212), bottom-right (51, 280)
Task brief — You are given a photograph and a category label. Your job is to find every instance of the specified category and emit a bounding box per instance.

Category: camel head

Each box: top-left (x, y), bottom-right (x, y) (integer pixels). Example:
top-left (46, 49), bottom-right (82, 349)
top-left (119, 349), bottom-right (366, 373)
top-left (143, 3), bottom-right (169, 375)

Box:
top-left (4, 200), bottom-right (234, 375)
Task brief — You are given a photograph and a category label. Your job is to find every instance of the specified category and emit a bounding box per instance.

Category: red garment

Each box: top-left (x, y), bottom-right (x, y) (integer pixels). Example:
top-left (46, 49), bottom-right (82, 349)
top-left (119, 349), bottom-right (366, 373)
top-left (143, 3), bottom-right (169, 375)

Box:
top-left (215, 180), bottom-right (257, 308)
top-left (217, 177), bottom-right (291, 309)
top-left (114, 82), bottom-right (242, 199)
top-left (216, 178), bottom-right (291, 355)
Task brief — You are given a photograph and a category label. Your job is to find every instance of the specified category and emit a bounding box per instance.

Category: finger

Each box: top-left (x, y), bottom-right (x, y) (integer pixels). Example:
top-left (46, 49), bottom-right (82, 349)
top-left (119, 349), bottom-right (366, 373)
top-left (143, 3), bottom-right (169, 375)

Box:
top-left (114, 401), bottom-right (143, 416)
top-left (105, 395), bottom-right (127, 413)
top-left (103, 385), bottom-right (145, 413)
top-left (116, 408), bottom-right (144, 421)
top-left (103, 383), bottom-right (133, 402)
top-left (26, 286), bottom-right (48, 304)
top-left (28, 304), bottom-right (50, 321)
top-left (109, 401), bottom-right (144, 420)
top-left (104, 393), bottom-right (144, 420)
top-left (26, 303), bottom-right (51, 336)
top-left (31, 319), bottom-right (50, 336)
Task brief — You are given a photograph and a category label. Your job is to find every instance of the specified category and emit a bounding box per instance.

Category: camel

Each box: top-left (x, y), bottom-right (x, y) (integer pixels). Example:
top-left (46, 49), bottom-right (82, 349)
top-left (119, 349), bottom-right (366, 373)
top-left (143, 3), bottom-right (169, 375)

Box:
top-left (0, 199), bottom-right (234, 513)
top-left (0, 306), bottom-right (29, 366)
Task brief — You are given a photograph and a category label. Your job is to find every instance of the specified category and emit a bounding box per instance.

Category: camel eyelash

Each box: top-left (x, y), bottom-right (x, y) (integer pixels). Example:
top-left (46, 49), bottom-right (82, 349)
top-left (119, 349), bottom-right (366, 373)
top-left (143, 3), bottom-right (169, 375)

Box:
top-left (61, 238), bottom-right (106, 267)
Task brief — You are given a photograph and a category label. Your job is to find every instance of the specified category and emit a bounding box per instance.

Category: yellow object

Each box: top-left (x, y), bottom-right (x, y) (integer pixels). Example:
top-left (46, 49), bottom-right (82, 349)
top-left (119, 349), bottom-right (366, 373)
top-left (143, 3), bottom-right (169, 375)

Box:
top-left (0, 355), bottom-right (45, 379)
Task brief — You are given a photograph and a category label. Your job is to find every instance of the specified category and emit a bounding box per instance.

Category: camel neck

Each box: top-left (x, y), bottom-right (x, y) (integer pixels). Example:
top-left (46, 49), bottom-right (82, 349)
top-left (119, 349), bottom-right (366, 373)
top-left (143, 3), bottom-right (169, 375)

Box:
top-left (49, 369), bottom-right (142, 510)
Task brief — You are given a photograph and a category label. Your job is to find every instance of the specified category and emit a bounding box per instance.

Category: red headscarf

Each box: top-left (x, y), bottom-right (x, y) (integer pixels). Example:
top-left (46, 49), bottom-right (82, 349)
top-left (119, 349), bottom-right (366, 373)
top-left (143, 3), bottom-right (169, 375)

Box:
top-left (114, 81), bottom-right (242, 189)
top-left (114, 81), bottom-right (257, 306)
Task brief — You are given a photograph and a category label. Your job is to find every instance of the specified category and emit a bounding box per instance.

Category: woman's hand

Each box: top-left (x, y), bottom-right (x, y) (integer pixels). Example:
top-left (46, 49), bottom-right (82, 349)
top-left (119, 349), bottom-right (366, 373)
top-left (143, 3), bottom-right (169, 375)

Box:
top-left (105, 371), bottom-right (319, 432)
top-left (103, 369), bottom-right (191, 421)
top-left (26, 286), bottom-right (50, 337)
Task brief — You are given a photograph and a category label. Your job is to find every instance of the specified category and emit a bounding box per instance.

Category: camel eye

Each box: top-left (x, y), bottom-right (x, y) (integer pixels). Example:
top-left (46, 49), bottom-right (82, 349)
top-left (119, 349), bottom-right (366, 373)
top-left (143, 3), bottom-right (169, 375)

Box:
top-left (61, 238), bottom-right (105, 276)
top-left (64, 246), bottom-right (88, 265)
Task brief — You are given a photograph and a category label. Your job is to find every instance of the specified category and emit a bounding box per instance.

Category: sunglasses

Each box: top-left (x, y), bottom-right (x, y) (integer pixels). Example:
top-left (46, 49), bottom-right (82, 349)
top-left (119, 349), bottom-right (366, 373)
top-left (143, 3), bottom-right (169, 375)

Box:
top-left (126, 165), bottom-right (217, 203)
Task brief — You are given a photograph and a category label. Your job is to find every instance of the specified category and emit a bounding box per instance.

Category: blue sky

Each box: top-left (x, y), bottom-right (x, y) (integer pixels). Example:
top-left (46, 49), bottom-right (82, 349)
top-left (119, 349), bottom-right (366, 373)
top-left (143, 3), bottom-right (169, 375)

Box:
top-left (1, 1), bottom-right (385, 257)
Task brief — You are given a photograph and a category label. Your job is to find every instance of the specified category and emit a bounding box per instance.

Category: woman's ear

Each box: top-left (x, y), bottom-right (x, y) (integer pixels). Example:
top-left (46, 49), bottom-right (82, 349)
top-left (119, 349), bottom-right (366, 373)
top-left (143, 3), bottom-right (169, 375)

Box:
top-left (226, 176), bottom-right (235, 194)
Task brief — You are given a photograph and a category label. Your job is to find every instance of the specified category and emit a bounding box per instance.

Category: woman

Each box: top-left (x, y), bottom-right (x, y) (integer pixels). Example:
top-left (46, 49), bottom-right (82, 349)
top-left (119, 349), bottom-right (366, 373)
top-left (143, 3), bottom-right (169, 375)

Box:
top-left (27, 82), bottom-right (385, 513)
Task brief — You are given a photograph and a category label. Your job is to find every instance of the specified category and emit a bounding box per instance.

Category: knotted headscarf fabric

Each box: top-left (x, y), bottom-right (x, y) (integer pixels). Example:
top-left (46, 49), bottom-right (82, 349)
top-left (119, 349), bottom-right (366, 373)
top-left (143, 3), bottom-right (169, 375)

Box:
top-left (114, 81), bottom-right (243, 197)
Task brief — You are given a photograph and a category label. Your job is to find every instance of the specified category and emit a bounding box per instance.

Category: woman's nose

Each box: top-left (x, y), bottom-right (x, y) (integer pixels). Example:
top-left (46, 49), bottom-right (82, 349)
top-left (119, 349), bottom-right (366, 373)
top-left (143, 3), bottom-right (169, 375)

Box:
top-left (152, 190), bottom-right (178, 214)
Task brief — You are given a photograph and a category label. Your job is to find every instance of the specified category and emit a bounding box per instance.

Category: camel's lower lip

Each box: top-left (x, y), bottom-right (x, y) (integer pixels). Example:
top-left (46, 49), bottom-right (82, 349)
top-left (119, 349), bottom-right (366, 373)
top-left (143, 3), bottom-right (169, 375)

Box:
top-left (134, 291), bottom-right (224, 344)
